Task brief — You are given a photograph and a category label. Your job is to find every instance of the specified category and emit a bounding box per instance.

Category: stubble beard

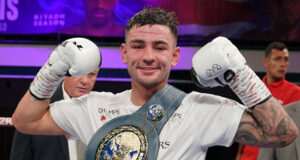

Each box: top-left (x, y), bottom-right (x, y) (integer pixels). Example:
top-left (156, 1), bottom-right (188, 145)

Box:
top-left (129, 69), bottom-right (170, 88)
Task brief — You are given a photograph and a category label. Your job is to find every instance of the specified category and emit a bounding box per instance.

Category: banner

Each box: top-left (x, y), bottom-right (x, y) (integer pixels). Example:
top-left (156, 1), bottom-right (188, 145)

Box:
top-left (0, 0), bottom-right (84, 34)
top-left (0, 0), bottom-right (299, 41)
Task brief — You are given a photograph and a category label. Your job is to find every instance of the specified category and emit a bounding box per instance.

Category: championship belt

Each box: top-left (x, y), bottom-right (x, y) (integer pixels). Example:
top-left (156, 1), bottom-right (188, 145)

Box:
top-left (86, 84), bottom-right (186, 160)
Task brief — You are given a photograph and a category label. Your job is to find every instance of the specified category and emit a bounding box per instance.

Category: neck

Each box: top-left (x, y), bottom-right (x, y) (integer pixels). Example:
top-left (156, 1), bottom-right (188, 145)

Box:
top-left (266, 75), bottom-right (283, 84)
top-left (130, 81), bottom-right (167, 106)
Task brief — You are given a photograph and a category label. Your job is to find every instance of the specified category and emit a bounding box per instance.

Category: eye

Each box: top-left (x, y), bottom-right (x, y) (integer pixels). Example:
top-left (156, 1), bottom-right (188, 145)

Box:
top-left (284, 57), bottom-right (289, 62)
top-left (154, 44), bottom-right (167, 51)
top-left (155, 47), bottom-right (166, 50)
top-left (89, 71), bottom-right (98, 76)
top-left (132, 45), bottom-right (143, 49)
top-left (135, 46), bottom-right (143, 49)
top-left (273, 57), bottom-right (281, 61)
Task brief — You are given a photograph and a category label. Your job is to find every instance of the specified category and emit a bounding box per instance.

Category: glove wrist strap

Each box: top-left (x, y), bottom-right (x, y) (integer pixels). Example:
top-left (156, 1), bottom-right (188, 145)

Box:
top-left (29, 63), bottom-right (66, 100)
top-left (228, 65), bottom-right (272, 108)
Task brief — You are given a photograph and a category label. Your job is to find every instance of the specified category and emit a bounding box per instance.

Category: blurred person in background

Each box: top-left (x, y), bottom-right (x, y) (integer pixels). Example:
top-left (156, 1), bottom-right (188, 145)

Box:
top-left (61, 0), bottom-right (124, 36)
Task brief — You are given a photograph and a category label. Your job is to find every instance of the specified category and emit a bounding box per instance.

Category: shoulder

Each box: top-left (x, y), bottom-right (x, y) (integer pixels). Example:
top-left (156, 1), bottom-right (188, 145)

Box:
top-left (185, 91), bottom-right (245, 109)
top-left (50, 90), bottom-right (130, 109)
top-left (186, 91), bottom-right (235, 103)
top-left (284, 80), bottom-right (300, 89)
top-left (282, 81), bottom-right (300, 100)
top-left (74, 90), bottom-right (131, 105)
top-left (87, 90), bottom-right (131, 99)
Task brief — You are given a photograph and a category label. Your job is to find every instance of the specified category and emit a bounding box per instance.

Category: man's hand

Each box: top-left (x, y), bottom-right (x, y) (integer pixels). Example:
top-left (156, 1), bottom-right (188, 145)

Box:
top-left (30, 37), bottom-right (101, 100)
top-left (192, 37), bottom-right (271, 108)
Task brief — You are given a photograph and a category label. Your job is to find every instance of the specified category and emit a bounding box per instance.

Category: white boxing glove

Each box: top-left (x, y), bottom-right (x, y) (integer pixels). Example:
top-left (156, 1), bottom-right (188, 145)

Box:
top-left (192, 37), bottom-right (246, 87)
top-left (192, 36), bottom-right (271, 108)
top-left (30, 37), bottom-right (101, 100)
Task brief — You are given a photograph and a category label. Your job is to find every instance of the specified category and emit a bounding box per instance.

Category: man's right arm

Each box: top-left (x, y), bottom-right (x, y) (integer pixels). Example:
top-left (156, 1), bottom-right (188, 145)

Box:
top-left (12, 91), bottom-right (66, 135)
top-left (12, 37), bottom-right (101, 135)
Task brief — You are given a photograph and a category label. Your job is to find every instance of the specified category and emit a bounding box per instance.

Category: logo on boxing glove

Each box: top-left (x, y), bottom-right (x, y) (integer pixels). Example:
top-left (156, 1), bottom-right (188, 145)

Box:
top-left (61, 41), bottom-right (84, 51)
top-left (206, 64), bottom-right (222, 77)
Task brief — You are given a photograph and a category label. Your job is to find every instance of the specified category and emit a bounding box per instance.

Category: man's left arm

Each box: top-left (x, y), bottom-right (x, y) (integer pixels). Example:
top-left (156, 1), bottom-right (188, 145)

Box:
top-left (191, 36), bottom-right (298, 148)
top-left (234, 97), bottom-right (298, 147)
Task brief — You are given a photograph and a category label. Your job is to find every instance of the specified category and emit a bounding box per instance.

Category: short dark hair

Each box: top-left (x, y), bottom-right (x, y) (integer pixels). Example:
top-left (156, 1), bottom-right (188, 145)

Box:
top-left (126, 7), bottom-right (179, 41)
top-left (265, 42), bottom-right (288, 58)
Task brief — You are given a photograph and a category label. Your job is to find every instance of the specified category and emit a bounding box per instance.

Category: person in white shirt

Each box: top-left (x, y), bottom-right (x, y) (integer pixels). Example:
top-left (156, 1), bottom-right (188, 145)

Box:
top-left (12, 8), bottom-right (298, 160)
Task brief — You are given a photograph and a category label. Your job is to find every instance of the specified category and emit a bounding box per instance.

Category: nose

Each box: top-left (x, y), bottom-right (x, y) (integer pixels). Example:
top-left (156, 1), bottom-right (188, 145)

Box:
top-left (279, 59), bottom-right (289, 68)
top-left (80, 75), bottom-right (89, 85)
top-left (142, 47), bottom-right (155, 63)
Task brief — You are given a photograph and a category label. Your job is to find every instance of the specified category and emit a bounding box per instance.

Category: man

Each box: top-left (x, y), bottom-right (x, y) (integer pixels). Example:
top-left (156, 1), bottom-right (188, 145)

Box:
top-left (12, 8), bottom-right (298, 160)
top-left (236, 42), bottom-right (300, 160)
top-left (242, 0), bottom-right (300, 41)
top-left (60, 0), bottom-right (124, 36)
top-left (258, 100), bottom-right (300, 160)
top-left (10, 69), bottom-right (99, 160)
top-left (262, 42), bottom-right (300, 104)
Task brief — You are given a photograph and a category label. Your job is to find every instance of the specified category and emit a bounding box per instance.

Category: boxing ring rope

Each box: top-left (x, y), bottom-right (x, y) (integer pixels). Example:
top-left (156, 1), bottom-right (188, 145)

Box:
top-left (0, 117), bottom-right (14, 127)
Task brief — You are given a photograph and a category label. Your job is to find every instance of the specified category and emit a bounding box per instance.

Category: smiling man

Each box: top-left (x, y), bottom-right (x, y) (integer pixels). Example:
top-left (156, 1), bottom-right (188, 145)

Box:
top-left (12, 8), bottom-right (298, 160)
top-left (120, 23), bottom-right (180, 101)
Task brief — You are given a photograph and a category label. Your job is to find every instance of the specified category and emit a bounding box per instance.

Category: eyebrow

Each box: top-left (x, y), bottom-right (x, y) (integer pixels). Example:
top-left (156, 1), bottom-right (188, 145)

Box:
top-left (129, 39), bottom-right (145, 44)
top-left (154, 40), bottom-right (168, 45)
top-left (129, 39), bottom-right (168, 45)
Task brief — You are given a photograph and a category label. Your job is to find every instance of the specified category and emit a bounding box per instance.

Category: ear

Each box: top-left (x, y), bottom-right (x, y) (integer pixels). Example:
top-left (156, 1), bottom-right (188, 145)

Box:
top-left (120, 43), bottom-right (128, 64)
top-left (171, 47), bottom-right (180, 67)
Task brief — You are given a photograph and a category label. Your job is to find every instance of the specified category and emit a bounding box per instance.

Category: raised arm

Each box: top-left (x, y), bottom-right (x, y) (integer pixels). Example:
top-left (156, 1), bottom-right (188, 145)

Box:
top-left (13, 91), bottom-right (63, 135)
top-left (191, 36), bottom-right (298, 147)
top-left (12, 38), bottom-right (101, 135)
top-left (235, 97), bottom-right (298, 147)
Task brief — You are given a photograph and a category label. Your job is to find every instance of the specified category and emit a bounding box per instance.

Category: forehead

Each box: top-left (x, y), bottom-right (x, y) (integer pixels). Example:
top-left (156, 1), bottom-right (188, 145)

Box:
top-left (126, 24), bottom-right (175, 44)
top-left (270, 48), bottom-right (289, 57)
